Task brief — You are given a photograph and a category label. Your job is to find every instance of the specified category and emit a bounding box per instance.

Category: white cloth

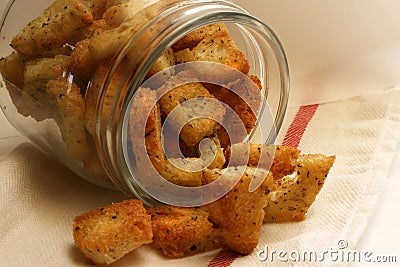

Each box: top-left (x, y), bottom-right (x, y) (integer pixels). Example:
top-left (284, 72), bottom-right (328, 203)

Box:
top-left (1, 87), bottom-right (400, 266)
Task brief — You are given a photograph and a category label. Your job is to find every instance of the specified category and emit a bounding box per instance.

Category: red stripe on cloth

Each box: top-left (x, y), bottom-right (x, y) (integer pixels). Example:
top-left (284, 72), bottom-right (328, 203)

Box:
top-left (282, 104), bottom-right (319, 148)
top-left (208, 248), bottom-right (240, 267)
top-left (207, 104), bottom-right (319, 267)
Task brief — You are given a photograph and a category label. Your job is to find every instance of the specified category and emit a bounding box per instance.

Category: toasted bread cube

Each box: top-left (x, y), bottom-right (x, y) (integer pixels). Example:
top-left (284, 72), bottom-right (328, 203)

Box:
top-left (88, 9), bottom-right (149, 61)
top-left (11, 0), bottom-right (94, 56)
top-left (217, 76), bottom-right (263, 136)
top-left (147, 47), bottom-right (176, 77)
top-left (73, 199), bottom-right (153, 265)
top-left (224, 144), bottom-right (300, 179)
top-left (172, 23), bottom-right (228, 51)
top-left (47, 77), bottom-right (90, 161)
top-left (70, 19), bottom-right (109, 44)
top-left (103, 0), bottom-right (158, 28)
top-left (0, 53), bottom-right (50, 121)
top-left (86, 0), bottom-right (108, 19)
top-left (129, 88), bottom-right (203, 186)
top-left (69, 21), bottom-right (137, 82)
top-left (204, 136), bottom-right (226, 169)
top-left (24, 55), bottom-right (70, 92)
top-left (145, 48), bottom-right (176, 88)
top-left (24, 55), bottom-right (70, 107)
top-left (270, 146), bottom-right (302, 179)
top-left (0, 52), bottom-right (26, 89)
top-left (69, 1), bottom-right (157, 81)
top-left (175, 32), bottom-right (250, 75)
top-left (203, 166), bottom-right (275, 255)
top-left (149, 206), bottom-right (223, 258)
top-left (85, 58), bottom-right (131, 139)
top-left (264, 154), bottom-right (336, 223)
top-left (69, 39), bottom-right (97, 84)
top-left (105, 0), bottom-right (157, 9)
top-left (158, 72), bottom-right (226, 146)
top-left (129, 88), bottom-right (165, 175)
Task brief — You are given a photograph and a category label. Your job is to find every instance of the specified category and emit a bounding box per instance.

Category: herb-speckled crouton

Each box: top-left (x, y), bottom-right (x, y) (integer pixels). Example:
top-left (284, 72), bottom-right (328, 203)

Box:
top-left (73, 199), bottom-right (153, 265)
top-left (11, 0), bottom-right (94, 57)
top-left (264, 154), bottom-right (336, 223)
top-left (149, 206), bottom-right (222, 258)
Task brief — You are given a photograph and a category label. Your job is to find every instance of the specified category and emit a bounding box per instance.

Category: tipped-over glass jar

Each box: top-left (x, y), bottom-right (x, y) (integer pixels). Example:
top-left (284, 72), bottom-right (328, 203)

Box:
top-left (0, 0), bottom-right (289, 207)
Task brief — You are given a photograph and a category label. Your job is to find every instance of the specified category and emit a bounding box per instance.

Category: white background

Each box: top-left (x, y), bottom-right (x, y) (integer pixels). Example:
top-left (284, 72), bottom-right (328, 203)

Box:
top-left (1, 0), bottom-right (399, 264)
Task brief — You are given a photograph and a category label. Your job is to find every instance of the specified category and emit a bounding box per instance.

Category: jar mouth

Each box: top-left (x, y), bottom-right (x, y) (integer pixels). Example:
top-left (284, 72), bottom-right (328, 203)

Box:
top-left (122, 61), bottom-right (279, 207)
top-left (87, 0), bottom-right (289, 206)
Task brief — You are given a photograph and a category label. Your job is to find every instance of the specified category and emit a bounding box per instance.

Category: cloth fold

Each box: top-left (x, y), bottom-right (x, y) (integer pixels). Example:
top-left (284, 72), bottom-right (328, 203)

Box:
top-left (1, 87), bottom-right (400, 266)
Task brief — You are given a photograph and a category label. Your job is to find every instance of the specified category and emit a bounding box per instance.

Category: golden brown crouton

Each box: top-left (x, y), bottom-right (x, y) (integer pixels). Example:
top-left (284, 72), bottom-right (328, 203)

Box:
top-left (47, 77), bottom-right (90, 161)
top-left (145, 47), bottom-right (176, 88)
top-left (103, 0), bottom-right (158, 28)
top-left (86, 0), bottom-right (108, 19)
top-left (203, 75), bottom-right (263, 149)
top-left (73, 199), bottom-right (153, 265)
top-left (0, 53), bottom-right (50, 121)
top-left (157, 72), bottom-right (226, 146)
top-left (217, 77), bottom-right (263, 136)
top-left (204, 136), bottom-right (226, 169)
top-left (203, 166), bottom-right (275, 255)
top-left (264, 154), bottom-right (336, 223)
top-left (172, 23), bottom-right (228, 51)
top-left (224, 144), bottom-right (300, 178)
top-left (11, 0), bottom-right (94, 57)
top-left (149, 206), bottom-right (222, 258)
top-left (129, 88), bottom-right (204, 186)
top-left (128, 87), bottom-right (165, 176)
top-left (69, 39), bottom-right (98, 84)
top-left (270, 145), bottom-right (302, 179)
top-left (69, 16), bottom-right (144, 83)
top-left (70, 19), bottom-right (109, 44)
top-left (147, 47), bottom-right (176, 78)
top-left (105, 0), bottom-right (157, 9)
top-left (0, 52), bottom-right (26, 89)
top-left (84, 58), bottom-right (128, 137)
top-left (24, 55), bottom-right (70, 108)
top-left (175, 32), bottom-right (250, 76)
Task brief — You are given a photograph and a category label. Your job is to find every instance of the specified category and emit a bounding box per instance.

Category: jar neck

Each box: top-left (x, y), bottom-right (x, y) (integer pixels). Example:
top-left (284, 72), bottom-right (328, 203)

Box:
top-left (93, 0), bottom-right (290, 206)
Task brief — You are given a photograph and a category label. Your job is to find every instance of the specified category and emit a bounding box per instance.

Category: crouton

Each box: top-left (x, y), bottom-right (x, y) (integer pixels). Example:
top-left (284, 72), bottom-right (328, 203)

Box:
top-left (175, 31), bottom-right (250, 76)
top-left (69, 39), bottom-right (97, 84)
top-left (103, 0), bottom-right (158, 28)
top-left (70, 19), bottom-right (109, 44)
top-left (47, 77), bottom-right (90, 161)
top-left (217, 77), bottom-right (263, 137)
top-left (145, 47), bottom-right (176, 88)
top-left (270, 145), bottom-right (302, 179)
top-left (129, 87), bottom-right (204, 186)
top-left (172, 23), bottom-right (228, 51)
top-left (224, 144), bottom-right (300, 179)
top-left (0, 52), bottom-right (26, 89)
top-left (0, 53), bottom-right (51, 121)
top-left (24, 55), bottom-right (70, 108)
top-left (157, 72), bottom-right (226, 146)
top-left (149, 206), bottom-right (222, 258)
top-left (203, 166), bottom-right (275, 255)
top-left (264, 154), bottom-right (336, 223)
top-left (73, 199), bottom-right (153, 265)
top-left (11, 0), bottom-right (94, 57)
top-left (85, 0), bottom-right (108, 19)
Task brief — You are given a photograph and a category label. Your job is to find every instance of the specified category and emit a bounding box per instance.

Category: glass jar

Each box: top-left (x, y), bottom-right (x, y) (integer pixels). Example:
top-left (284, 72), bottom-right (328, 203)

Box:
top-left (0, 0), bottom-right (289, 207)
